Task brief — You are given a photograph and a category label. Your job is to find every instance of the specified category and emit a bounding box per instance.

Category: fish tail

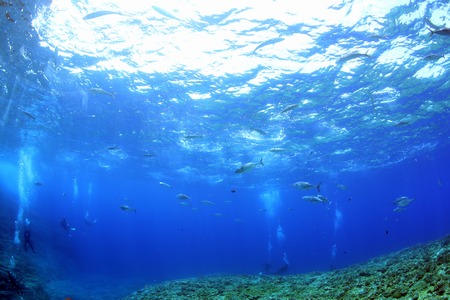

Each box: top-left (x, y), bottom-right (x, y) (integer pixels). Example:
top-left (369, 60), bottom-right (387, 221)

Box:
top-left (428, 29), bottom-right (434, 37)
top-left (317, 182), bottom-right (322, 193)
top-left (259, 158), bottom-right (264, 166)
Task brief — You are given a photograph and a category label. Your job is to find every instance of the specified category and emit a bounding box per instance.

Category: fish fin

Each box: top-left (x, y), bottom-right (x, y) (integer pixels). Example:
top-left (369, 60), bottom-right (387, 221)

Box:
top-left (317, 182), bottom-right (322, 193)
top-left (428, 29), bottom-right (434, 37)
top-left (259, 158), bottom-right (264, 166)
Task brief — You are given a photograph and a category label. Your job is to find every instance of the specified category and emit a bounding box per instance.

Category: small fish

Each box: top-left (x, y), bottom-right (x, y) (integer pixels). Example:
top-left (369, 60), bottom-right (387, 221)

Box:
top-left (53, 46), bottom-right (59, 69)
top-left (234, 158), bottom-right (264, 174)
top-left (34, 182), bottom-right (43, 186)
top-left (338, 52), bottom-right (371, 63)
top-left (83, 11), bottom-right (123, 20)
top-left (393, 196), bottom-right (414, 207)
top-left (107, 146), bottom-right (118, 150)
top-left (200, 200), bottom-right (215, 206)
top-left (177, 194), bottom-right (191, 200)
top-left (252, 37), bottom-right (284, 55)
top-left (368, 34), bottom-right (388, 40)
top-left (303, 195), bottom-right (329, 204)
top-left (393, 206), bottom-right (406, 213)
top-left (233, 218), bottom-right (244, 223)
top-left (143, 153), bottom-right (155, 157)
top-left (394, 121), bottom-right (409, 127)
top-left (89, 87), bottom-right (116, 98)
top-left (423, 54), bottom-right (444, 60)
top-left (21, 110), bottom-right (36, 120)
top-left (213, 213), bottom-right (223, 217)
top-left (337, 184), bottom-right (347, 190)
top-left (281, 104), bottom-right (299, 114)
top-left (269, 147), bottom-right (285, 153)
top-left (251, 127), bottom-right (267, 136)
top-left (120, 205), bottom-right (136, 213)
top-left (152, 5), bottom-right (180, 21)
top-left (184, 135), bottom-right (204, 139)
top-left (429, 28), bottom-right (450, 37)
top-left (159, 182), bottom-right (172, 188)
top-left (292, 181), bottom-right (322, 193)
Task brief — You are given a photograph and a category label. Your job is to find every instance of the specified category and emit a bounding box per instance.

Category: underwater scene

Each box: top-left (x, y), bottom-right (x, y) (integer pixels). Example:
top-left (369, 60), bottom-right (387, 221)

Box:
top-left (1, 0), bottom-right (450, 299)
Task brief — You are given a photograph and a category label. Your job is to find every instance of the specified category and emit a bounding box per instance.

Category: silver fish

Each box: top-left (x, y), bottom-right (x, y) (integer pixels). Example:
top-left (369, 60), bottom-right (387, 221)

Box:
top-left (251, 127), bottom-right (267, 136)
top-left (393, 196), bottom-right (414, 207)
top-left (269, 147), bottom-right (286, 153)
top-left (89, 87), bottom-right (116, 98)
top-left (184, 135), bottom-right (204, 139)
top-left (337, 184), bottom-right (347, 190)
top-left (200, 200), bottom-right (215, 206)
top-left (159, 182), bottom-right (171, 188)
top-left (152, 5), bottom-right (180, 21)
top-left (177, 193), bottom-right (191, 200)
top-left (22, 110), bottom-right (36, 120)
top-left (281, 104), bottom-right (299, 114)
top-left (302, 195), bottom-right (329, 204)
top-left (83, 11), bottom-right (123, 20)
top-left (293, 181), bottom-right (322, 192)
top-left (423, 54), bottom-right (444, 60)
top-left (393, 206), bottom-right (406, 213)
top-left (338, 52), bottom-right (371, 63)
top-left (252, 37), bottom-right (284, 55)
top-left (120, 205), bottom-right (136, 213)
top-left (234, 158), bottom-right (264, 174)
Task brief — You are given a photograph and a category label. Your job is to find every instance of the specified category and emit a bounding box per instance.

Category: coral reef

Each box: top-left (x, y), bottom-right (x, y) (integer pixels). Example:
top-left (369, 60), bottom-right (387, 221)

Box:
top-left (124, 235), bottom-right (450, 300)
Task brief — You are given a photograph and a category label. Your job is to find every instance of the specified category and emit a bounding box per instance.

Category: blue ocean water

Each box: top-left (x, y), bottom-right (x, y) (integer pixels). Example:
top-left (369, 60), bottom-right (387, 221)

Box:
top-left (1, 0), bottom-right (450, 298)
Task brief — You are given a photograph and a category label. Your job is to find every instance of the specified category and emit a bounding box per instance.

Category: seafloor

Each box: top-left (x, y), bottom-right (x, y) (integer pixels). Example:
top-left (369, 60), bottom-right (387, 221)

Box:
top-left (124, 235), bottom-right (450, 300)
top-left (1, 189), bottom-right (449, 300)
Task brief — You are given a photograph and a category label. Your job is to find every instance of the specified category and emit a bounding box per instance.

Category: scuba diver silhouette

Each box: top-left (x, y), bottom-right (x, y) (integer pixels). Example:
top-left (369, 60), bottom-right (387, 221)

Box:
top-left (23, 229), bottom-right (36, 253)
top-left (84, 211), bottom-right (97, 226)
top-left (7, 271), bottom-right (23, 295)
top-left (275, 252), bottom-right (290, 275)
top-left (60, 218), bottom-right (76, 233)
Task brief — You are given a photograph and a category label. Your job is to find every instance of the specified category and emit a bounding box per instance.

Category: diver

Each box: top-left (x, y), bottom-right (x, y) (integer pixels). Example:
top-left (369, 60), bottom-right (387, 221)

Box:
top-left (84, 211), bottom-right (97, 226)
top-left (7, 271), bottom-right (23, 295)
top-left (60, 218), bottom-right (76, 233)
top-left (275, 252), bottom-right (290, 275)
top-left (23, 229), bottom-right (36, 253)
top-left (262, 261), bottom-right (271, 274)
top-left (275, 263), bottom-right (289, 275)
